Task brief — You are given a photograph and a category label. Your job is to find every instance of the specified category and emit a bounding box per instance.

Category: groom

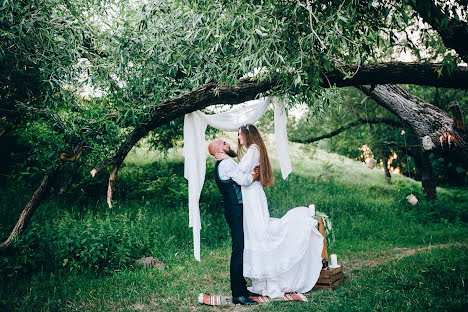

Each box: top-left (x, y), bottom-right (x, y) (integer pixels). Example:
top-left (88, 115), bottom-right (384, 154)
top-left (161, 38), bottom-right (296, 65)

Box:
top-left (208, 138), bottom-right (259, 305)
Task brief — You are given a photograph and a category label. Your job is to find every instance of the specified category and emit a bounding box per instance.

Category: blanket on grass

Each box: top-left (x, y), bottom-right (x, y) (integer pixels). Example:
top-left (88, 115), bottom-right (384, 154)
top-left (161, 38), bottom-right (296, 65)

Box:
top-left (198, 293), bottom-right (307, 306)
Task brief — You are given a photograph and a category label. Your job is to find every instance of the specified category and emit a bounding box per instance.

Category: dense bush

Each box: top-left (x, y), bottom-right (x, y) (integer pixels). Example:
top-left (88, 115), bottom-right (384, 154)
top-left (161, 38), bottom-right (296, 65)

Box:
top-left (0, 154), bottom-right (235, 277)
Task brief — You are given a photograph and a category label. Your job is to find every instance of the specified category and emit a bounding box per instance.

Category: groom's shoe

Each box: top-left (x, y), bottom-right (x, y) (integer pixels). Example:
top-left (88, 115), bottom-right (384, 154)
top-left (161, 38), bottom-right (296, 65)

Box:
top-left (243, 290), bottom-right (260, 298)
top-left (232, 295), bottom-right (258, 305)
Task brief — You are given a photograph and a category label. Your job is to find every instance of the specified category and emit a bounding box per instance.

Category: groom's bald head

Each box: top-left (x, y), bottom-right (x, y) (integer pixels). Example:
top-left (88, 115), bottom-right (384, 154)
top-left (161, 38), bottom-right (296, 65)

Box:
top-left (209, 139), bottom-right (237, 157)
top-left (208, 139), bottom-right (223, 156)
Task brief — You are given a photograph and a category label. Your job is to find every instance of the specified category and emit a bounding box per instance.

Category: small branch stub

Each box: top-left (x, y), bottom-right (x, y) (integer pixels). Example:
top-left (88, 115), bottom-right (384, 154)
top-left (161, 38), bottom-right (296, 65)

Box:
top-left (59, 148), bottom-right (83, 162)
top-left (450, 102), bottom-right (465, 130)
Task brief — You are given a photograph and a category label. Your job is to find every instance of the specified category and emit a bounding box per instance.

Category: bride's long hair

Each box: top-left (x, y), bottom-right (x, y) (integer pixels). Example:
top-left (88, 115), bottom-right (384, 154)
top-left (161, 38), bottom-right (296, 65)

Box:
top-left (237, 124), bottom-right (274, 188)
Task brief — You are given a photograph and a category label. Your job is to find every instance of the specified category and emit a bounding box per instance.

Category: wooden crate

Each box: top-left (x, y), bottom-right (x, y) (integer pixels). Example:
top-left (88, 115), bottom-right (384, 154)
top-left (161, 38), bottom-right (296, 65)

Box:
top-left (313, 266), bottom-right (344, 290)
top-left (314, 217), bottom-right (344, 290)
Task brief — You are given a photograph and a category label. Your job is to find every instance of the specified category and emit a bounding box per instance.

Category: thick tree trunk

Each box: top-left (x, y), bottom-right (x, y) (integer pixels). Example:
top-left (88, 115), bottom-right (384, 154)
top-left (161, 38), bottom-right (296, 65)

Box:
top-left (359, 84), bottom-right (468, 170)
top-left (412, 150), bottom-right (438, 200)
top-left (0, 167), bottom-right (59, 249)
top-left (420, 151), bottom-right (437, 200)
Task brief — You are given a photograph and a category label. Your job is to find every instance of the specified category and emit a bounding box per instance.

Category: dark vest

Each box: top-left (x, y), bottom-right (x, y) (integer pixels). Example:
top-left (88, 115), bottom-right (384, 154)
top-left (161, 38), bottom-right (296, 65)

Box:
top-left (214, 160), bottom-right (243, 206)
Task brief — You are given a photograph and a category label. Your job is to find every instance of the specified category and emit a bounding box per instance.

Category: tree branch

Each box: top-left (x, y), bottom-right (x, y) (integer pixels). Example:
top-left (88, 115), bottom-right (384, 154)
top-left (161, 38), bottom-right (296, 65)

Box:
top-left (322, 62), bottom-right (468, 89)
top-left (91, 78), bottom-right (275, 176)
top-left (0, 167), bottom-right (59, 249)
top-left (291, 118), bottom-right (402, 144)
top-left (93, 61), bottom-right (468, 178)
top-left (91, 62), bottom-right (468, 175)
top-left (106, 164), bottom-right (120, 208)
top-left (91, 61), bottom-right (468, 208)
top-left (450, 101), bottom-right (465, 130)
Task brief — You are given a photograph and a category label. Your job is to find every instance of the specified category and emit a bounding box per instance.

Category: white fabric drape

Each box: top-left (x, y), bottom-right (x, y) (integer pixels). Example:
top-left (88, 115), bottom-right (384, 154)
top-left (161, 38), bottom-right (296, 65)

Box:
top-left (183, 96), bottom-right (292, 261)
top-left (274, 97), bottom-right (292, 179)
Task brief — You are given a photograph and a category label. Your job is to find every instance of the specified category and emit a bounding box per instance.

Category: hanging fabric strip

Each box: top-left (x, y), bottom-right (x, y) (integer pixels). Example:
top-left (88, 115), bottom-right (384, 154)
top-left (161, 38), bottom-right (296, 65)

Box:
top-left (274, 98), bottom-right (292, 179)
top-left (183, 96), bottom-right (292, 261)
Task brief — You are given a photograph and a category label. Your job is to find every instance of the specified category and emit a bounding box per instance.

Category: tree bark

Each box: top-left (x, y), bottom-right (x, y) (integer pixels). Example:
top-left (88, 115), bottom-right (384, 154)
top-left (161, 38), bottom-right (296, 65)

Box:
top-left (322, 62), bottom-right (468, 89)
top-left (420, 151), bottom-right (437, 200)
top-left (106, 164), bottom-right (120, 209)
top-left (412, 150), bottom-right (438, 200)
top-left (450, 102), bottom-right (465, 130)
top-left (358, 84), bottom-right (468, 170)
top-left (0, 167), bottom-right (59, 249)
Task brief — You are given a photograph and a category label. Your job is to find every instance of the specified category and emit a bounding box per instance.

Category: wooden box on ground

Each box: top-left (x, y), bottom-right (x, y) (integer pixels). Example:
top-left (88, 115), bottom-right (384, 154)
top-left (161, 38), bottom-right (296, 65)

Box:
top-left (313, 266), bottom-right (344, 290)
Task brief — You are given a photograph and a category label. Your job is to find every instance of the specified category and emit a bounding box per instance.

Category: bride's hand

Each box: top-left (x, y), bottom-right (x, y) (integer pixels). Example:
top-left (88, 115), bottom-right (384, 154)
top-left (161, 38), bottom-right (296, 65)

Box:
top-left (214, 152), bottom-right (230, 160)
top-left (254, 166), bottom-right (260, 175)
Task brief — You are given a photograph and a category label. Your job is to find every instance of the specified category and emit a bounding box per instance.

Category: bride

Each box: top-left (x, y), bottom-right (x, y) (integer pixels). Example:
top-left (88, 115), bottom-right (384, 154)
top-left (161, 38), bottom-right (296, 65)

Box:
top-left (216, 124), bottom-right (324, 298)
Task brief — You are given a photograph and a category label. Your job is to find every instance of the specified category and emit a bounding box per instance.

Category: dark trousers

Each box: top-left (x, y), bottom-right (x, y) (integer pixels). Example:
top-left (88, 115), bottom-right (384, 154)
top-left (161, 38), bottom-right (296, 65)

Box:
top-left (224, 203), bottom-right (248, 297)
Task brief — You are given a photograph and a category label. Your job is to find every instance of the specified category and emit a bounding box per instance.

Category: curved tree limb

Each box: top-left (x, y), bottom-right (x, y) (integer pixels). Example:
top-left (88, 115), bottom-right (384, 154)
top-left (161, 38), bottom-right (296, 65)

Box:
top-left (91, 78), bottom-right (276, 177)
top-left (291, 118), bottom-right (402, 144)
top-left (90, 78), bottom-right (275, 208)
top-left (0, 167), bottom-right (59, 249)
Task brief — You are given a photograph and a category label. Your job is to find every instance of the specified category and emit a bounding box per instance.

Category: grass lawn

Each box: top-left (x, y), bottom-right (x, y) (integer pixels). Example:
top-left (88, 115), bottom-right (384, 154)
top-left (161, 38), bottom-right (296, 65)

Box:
top-left (1, 141), bottom-right (467, 311)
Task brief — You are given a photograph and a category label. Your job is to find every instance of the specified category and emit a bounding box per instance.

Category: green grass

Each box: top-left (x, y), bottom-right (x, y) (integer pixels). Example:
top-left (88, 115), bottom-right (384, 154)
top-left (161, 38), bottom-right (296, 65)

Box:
top-left (0, 141), bottom-right (467, 311)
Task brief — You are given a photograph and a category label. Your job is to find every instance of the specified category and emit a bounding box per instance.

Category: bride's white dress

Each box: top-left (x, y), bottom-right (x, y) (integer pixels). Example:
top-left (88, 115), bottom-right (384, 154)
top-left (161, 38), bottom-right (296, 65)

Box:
top-left (239, 144), bottom-right (324, 298)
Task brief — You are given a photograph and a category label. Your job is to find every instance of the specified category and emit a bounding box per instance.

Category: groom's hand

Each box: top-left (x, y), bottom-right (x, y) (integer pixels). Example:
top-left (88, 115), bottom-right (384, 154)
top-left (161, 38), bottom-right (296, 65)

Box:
top-left (252, 166), bottom-right (260, 181)
top-left (214, 151), bottom-right (230, 160)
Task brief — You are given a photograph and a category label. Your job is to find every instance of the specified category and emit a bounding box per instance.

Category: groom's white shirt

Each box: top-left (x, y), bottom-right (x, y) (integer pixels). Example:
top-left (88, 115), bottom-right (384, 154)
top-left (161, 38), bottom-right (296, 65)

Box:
top-left (218, 158), bottom-right (253, 186)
